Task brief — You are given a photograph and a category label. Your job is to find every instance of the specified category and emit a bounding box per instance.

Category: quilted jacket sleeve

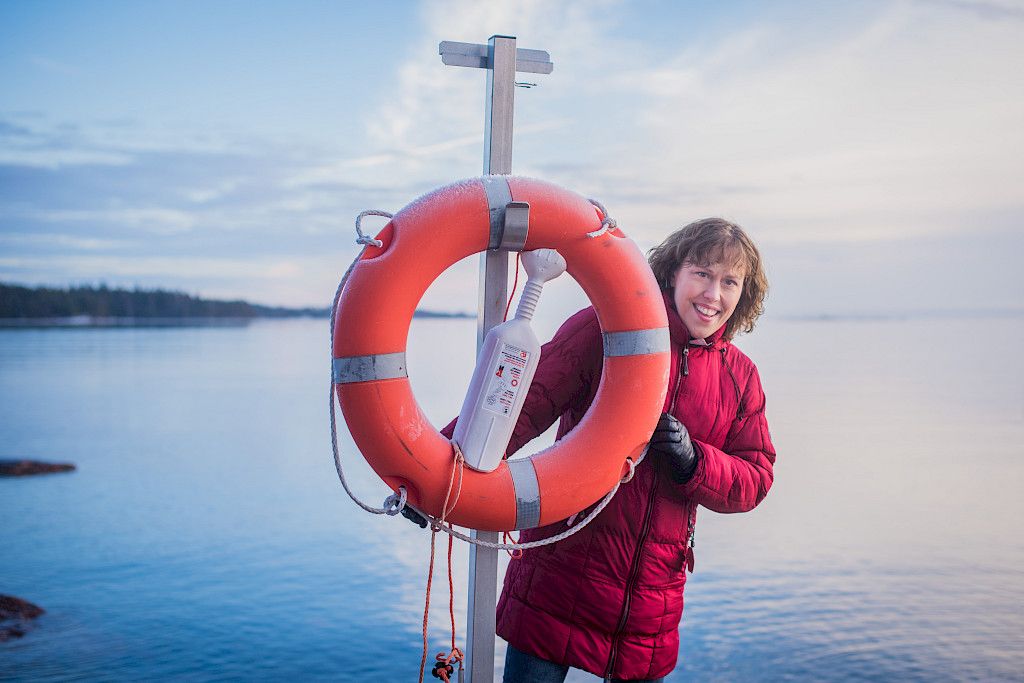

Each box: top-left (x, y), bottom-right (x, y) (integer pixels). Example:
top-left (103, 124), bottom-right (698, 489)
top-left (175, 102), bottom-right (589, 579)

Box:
top-left (506, 308), bottom-right (602, 456)
top-left (678, 359), bottom-right (776, 513)
top-left (440, 307), bottom-right (602, 457)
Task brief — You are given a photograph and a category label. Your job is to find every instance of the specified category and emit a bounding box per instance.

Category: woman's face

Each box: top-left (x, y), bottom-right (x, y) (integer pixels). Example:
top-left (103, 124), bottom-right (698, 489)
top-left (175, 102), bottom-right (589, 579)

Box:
top-left (671, 261), bottom-right (745, 339)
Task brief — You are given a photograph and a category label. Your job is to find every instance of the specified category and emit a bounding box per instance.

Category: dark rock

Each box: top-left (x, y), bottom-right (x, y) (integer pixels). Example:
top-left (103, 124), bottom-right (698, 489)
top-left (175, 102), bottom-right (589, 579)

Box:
top-left (0, 459), bottom-right (76, 476)
top-left (0, 595), bottom-right (44, 641)
top-left (0, 595), bottom-right (43, 620)
top-left (0, 625), bottom-right (25, 640)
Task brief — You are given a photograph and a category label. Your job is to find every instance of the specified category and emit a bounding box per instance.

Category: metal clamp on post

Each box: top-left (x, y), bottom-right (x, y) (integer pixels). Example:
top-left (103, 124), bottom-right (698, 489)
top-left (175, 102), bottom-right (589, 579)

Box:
top-left (500, 201), bottom-right (529, 251)
top-left (482, 175), bottom-right (530, 251)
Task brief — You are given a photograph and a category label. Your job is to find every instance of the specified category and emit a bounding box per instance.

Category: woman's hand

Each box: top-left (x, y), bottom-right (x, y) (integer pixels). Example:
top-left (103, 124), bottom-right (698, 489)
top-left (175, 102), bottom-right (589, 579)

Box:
top-left (401, 506), bottom-right (429, 528)
top-left (649, 413), bottom-right (700, 484)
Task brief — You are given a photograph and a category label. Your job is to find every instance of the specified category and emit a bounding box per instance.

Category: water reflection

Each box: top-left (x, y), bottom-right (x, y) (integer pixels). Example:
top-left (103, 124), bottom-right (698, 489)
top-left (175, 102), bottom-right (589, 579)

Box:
top-left (1, 316), bottom-right (1021, 681)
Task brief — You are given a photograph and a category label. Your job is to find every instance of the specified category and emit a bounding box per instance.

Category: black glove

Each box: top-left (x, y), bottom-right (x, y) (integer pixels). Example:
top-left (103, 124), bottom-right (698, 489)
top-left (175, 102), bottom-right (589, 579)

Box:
top-left (401, 505), bottom-right (429, 529)
top-left (649, 413), bottom-right (699, 484)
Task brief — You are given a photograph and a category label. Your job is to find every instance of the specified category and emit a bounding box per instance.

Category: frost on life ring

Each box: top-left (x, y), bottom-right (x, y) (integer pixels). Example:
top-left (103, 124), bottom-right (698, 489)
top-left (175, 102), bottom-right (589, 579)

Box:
top-left (332, 176), bottom-right (669, 531)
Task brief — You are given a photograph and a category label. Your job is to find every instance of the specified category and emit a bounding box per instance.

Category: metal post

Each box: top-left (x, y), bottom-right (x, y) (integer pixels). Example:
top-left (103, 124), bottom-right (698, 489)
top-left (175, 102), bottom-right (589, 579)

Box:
top-left (439, 34), bottom-right (552, 683)
top-left (465, 35), bottom-right (516, 683)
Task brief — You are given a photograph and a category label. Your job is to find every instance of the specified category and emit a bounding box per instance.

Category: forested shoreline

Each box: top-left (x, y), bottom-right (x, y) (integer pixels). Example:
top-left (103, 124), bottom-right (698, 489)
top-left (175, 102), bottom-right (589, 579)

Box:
top-left (0, 282), bottom-right (468, 320)
top-left (0, 282), bottom-right (324, 319)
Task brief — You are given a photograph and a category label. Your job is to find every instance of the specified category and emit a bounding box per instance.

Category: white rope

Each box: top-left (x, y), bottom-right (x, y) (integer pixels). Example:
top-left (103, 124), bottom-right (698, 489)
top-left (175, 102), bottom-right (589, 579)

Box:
top-left (415, 450), bottom-right (644, 551)
top-left (355, 210), bottom-right (393, 247)
top-left (328, 222), bottom-right (406, 516)
top-left (585, 198), bottom-right (617, 238)
top-left (329, 207), bottom-right (641, 548)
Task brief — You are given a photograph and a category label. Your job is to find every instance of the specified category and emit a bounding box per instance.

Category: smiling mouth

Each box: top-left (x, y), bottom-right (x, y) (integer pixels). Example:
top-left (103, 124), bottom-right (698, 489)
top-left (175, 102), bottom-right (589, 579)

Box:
top-left (694, 303), bottom-right (719, 318)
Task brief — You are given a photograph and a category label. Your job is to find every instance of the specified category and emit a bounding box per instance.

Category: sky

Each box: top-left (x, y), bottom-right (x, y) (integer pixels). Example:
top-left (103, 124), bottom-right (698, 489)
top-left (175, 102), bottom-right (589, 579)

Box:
top-left (1, 0), bottom-right (1022, 320)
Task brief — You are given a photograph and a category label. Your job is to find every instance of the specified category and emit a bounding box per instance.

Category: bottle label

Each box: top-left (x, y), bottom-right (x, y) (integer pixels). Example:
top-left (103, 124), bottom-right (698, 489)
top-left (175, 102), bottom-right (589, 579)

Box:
top-left (482, 343), bottom-right (531, 416)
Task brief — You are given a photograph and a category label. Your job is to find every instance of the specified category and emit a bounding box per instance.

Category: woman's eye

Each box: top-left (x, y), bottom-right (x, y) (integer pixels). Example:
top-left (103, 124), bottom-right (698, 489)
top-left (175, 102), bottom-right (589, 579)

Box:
top-left (725, 279), bottom-right (738, 287)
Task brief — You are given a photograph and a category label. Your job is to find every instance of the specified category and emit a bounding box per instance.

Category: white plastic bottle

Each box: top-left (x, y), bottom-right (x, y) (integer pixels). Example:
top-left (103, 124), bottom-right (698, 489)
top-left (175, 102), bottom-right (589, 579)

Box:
top-left (452, 249), bottom-right (567, 472)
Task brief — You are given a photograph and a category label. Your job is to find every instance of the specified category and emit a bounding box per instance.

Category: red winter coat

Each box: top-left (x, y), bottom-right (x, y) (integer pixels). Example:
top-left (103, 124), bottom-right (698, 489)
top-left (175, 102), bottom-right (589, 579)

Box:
top-left (495, 295), bottom-right (775, 680)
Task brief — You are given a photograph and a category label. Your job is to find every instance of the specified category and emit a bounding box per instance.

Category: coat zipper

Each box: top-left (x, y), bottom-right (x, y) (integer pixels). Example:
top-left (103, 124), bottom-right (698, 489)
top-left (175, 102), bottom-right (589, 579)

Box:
top-left (670, 347), bottom-right (685, 413)
top-left (604, 344), bottom-right (689, 678)
top-left (684, 506), bottom-right (697, 573)
top-left (604, 479), bottom-right (658, 679)
top-left (677, 346), bottom-right (696, 567)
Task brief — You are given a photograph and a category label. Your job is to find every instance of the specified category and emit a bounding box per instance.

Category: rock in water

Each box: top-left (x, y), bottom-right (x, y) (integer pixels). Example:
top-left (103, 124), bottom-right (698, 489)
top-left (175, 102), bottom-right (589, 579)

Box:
top-left (0, 595), bottom-right (45, 641)
top-left (0, 459), bottom-right (76, 476)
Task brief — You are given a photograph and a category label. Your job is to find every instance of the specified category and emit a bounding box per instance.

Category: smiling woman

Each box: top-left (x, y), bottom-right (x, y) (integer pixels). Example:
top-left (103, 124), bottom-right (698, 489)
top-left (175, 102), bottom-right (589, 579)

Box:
top-left (648, 217), bottom-right (768, 342)
top-left (496, 216), bottom-right (775, 682)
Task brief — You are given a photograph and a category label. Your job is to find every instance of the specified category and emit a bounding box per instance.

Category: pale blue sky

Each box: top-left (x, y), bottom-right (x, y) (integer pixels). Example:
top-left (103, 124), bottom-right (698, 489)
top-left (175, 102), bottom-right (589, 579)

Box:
top-left (2, 0), bottom-right (1022, 320)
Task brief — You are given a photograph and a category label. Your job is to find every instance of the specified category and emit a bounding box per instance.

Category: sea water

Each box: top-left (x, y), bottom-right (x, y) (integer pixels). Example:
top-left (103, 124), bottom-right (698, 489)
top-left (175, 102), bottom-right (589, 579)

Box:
top-left (1, 315), bottom-right (1022, 681)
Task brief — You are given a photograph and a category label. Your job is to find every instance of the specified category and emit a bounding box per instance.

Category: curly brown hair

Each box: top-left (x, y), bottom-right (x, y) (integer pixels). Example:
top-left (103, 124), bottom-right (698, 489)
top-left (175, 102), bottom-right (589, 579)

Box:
top-left (647, 217), bottom-right (768, 340)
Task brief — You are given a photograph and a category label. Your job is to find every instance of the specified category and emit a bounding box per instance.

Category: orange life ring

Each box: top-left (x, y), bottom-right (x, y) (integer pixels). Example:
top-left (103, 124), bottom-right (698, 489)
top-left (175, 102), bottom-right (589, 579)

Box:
top-left (333, 176), bottom-right (669, 531)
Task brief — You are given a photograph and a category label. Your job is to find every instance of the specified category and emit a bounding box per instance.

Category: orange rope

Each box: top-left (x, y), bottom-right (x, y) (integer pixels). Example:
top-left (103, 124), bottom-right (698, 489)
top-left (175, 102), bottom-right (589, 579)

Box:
top-left (502, 531), bottom-right (524, 559)
top-left (419, 530), bottom-right (438, 682)
top-left (440, 529), bottom-right (464, 679)
top-left (418, 447), bottom-right (466, 683)
top-left (447, 532), bottom-right (456, 650)
top-left (502, 252), bottom-right (521, 322)
top-left (432, 645), bottom-right (464, 682)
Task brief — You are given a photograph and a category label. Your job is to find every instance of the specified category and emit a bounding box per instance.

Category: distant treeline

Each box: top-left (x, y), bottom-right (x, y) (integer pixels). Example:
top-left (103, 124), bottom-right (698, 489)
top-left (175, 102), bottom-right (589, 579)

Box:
top-left (0, 283), bottom-right (325, 319)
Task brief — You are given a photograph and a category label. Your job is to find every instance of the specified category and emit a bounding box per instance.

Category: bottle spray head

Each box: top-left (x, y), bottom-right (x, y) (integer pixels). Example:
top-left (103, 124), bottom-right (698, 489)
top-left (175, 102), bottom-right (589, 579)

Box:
top-left (521, 249), bottom-right (567, 283)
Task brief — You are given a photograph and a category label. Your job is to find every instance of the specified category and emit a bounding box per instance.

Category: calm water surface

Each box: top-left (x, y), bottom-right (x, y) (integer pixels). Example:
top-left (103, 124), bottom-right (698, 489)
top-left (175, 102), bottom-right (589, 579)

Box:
top-left (2, 316), bottom-right (1022, 681)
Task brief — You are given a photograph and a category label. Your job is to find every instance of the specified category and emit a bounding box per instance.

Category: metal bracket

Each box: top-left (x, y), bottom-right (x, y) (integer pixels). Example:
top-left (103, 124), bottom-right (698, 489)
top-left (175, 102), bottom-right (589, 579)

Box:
top-left (500, 201), bottom-right (530, 251)
top-left (439, 40), bottom-right (554, 74)
top-left (482, 176), bottom-right (530, 251)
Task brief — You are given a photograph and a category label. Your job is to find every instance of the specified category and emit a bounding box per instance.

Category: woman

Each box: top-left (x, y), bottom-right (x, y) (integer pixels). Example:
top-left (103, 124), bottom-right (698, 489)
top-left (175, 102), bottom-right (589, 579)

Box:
top-left (497, 217), bottom-right (776, 682)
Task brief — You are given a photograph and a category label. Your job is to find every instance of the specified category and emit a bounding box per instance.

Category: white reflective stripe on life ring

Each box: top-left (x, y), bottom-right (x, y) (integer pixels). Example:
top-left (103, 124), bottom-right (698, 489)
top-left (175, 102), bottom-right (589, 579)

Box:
top-left (602, 328), bottom-right (670, 357)
top-left (333, 352), bottom-right (408, 384)
top-left (507, 456), bottom-right (542, 530)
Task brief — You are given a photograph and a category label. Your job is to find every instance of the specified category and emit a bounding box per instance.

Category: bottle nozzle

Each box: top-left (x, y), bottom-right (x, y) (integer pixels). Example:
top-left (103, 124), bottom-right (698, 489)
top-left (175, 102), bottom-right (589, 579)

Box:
top-left (520, 249), bottom-right (566, 284)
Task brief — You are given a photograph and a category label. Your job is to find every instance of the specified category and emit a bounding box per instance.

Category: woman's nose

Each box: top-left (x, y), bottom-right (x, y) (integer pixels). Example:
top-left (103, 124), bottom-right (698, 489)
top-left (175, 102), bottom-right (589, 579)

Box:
top-left (704, 279), bottom-right (721, 300)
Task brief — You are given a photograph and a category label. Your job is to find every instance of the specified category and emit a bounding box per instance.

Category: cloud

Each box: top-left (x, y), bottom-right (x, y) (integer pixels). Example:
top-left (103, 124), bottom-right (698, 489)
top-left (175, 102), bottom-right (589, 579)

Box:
top-left (0, 232), bottom-right (128, 252)
top-left (0, 115), bottom-right (134, 167)
top-left (0, 121), bottom-right (449, 305)
top-left (1, 254), bottom-right (260, 286)
top-left (337, 0), bottom-right (1023, 250)
top-left (593, 2), bottom-right (1024, 245)
top-left (348, 0), bottom-right (1024, 320)
top-left (2, 0), bottom-right (1021, 313)
top-left (924, 0), bottom-right (1024, 21)
top-left (29, 207), bottom-right (197, 234)
top-left (0, 120), bottom-right (34, 138)
top-left (315, 0), bottom-right (617, 187)
top-left (0, 112), bottom-right (257, 170)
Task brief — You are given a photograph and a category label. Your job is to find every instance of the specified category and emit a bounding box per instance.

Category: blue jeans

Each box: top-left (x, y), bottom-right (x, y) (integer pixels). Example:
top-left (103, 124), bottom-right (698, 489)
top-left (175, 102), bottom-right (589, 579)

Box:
top-left (503, 644), bottom-right (665, 683)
